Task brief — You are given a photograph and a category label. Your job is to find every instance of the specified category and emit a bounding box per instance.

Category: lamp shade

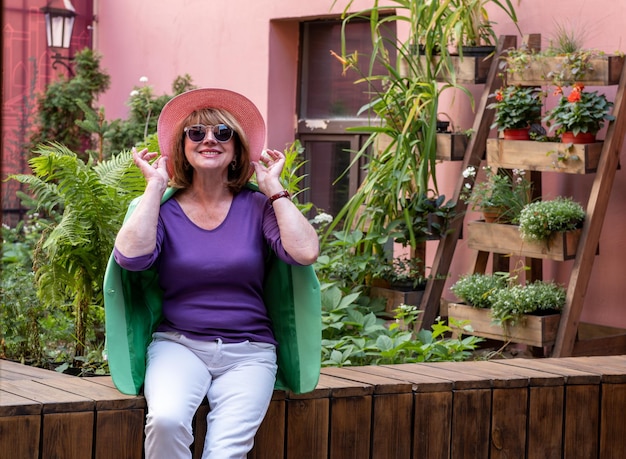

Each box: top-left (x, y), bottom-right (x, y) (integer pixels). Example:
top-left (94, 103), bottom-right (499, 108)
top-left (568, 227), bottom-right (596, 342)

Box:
top-left (41, 6), bottom-right (76, 49)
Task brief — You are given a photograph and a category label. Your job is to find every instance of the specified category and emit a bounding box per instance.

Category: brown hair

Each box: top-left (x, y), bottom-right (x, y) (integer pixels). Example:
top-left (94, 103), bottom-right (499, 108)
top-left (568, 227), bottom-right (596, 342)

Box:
top-left (167, 108), bottom-right (252, 193)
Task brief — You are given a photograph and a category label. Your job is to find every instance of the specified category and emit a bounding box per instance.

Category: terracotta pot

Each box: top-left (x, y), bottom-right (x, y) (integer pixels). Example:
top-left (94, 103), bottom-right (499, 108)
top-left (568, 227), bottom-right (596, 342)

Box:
top-left (503, 127), bottom-right (531, 141)
top-left (561, 131), bottom-right (596, 144)
top-left (482, 207), bottom-right (507, 223)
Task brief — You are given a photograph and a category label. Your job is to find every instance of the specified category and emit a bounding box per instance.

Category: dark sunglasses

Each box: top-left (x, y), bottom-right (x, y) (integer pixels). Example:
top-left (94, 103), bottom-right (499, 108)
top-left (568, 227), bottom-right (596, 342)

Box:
top-left (183, 124), bottom-right (234, 143)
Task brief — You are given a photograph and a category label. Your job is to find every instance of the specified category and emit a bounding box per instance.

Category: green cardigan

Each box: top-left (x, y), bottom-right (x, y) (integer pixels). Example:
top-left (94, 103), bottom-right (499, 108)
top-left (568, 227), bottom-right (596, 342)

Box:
top-left (103, 186), bottom-right (321, 396)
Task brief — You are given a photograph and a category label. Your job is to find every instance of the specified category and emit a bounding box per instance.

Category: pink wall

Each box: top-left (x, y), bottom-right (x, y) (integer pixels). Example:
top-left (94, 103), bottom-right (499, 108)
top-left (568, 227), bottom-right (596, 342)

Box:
top-left (94, 0), bottom-right (626, 328)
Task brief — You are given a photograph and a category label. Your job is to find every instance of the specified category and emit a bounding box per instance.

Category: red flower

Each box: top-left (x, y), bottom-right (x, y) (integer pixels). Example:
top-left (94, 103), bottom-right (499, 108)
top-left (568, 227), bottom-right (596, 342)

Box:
top-left (553, 86), bottom-right (563, 96)
top-left (495, 90), bottom-right (504, 102)
top-left (568, 89), bottom-right (582, 103)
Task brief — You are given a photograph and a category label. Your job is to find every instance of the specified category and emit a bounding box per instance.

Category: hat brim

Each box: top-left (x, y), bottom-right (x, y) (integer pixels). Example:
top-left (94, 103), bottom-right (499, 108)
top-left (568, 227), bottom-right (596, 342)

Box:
top-left (157, 88), bottom-right (266, 166)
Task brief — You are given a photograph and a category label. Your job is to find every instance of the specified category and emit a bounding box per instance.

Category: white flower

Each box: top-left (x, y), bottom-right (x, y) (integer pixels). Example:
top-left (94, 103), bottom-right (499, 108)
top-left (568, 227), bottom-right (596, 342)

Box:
top-left (464, 183), bottom-right (472, 190)
top-left (462, 166), bottom-right (476, 178)
top-left (312, 212), bottom-right (333, 225)
top-left (139, 76), bottom-right (149, 83)
top-left (129, 90), bottom-right (139, 97)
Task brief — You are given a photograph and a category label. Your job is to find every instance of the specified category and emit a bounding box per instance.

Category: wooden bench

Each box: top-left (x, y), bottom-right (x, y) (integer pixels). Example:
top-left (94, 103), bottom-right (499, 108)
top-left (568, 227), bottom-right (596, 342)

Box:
top-left (3, 356), bottom-right (626, 458)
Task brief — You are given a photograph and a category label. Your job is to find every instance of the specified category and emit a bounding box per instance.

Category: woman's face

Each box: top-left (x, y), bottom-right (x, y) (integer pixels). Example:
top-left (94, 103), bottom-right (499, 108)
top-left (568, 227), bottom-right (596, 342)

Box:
top-left (182, 122), bottom-right (236, 176)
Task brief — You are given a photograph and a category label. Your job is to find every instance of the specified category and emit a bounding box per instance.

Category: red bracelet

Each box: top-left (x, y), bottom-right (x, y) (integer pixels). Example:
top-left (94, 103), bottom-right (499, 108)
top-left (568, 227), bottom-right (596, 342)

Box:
top-left (269, 190), bottom-right (291, 204)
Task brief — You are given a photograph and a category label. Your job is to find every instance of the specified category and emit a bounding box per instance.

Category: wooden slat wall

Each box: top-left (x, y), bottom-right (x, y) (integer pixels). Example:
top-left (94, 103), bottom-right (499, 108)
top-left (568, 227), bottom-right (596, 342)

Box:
top-left (2, 356), bottom-right (626, 458)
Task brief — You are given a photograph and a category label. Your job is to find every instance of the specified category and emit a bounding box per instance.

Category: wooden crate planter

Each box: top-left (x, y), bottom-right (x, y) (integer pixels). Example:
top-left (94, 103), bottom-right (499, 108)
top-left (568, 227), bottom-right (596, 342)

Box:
top-left (506, 55), bottom-right (624, 86)
top-left (370, 286), bottom-right (424, 314)
top-left (418, 55), bottom-right (493, 84)
top-left (436, 132), bottom-right (469, 161)
top-left (467, 221), bottom-right (581, 261)
top-left (486, 138), bottom-right (602, 174)
top-left (448, 303), bottom-right (561, 347)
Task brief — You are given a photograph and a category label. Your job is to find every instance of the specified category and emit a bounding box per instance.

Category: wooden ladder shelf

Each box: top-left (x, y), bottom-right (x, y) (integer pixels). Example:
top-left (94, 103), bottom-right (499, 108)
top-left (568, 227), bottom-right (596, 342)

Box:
top-left (419, 34), bottom-right (626, 357)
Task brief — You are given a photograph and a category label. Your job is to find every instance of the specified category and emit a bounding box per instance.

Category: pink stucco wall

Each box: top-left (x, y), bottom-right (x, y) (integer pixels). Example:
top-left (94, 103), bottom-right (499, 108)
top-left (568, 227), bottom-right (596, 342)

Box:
top-left (95, 0), bottom-right (626, 329)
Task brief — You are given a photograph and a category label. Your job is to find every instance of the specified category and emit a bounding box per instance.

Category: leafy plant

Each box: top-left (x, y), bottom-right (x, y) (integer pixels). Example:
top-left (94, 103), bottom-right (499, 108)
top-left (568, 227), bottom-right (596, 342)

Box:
top-left (450, 272), bottom-right (508, 308)
top-left (389, 194), bottom-right (458, 247)
top-left (518, 196), bottom-right (585, 243)
top-left (448, 0), bottom-right (521, 48)
top-left (488, 85), bottom-right (544, 131)
top-left (28, 48), bottom-right (111, 161)
top-left (490, 280), bottom-right (566, 325)
top-left (461, 166), bottom-right (533, 223)
top-left (450, 273), bottom-right (566, 326)
top-left (320, 283), bottom-right (482, 366)
top-left (543, 84), bottom-right (615, 136)
top-left (327, 0), bottom-right (471, 266)
top-left (10, 144), bottom-right (145, 357)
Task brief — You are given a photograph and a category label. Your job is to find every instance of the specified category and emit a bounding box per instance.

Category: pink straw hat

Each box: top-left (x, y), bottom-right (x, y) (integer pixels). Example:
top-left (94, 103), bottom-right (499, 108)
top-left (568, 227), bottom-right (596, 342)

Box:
top-left (157, 88), bottom-right (266, 170)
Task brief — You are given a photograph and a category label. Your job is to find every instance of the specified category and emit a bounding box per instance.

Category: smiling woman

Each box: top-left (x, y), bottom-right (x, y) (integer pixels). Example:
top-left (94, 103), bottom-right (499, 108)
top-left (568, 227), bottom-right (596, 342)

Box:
top-left (107, 87), bottom-right (320, 459)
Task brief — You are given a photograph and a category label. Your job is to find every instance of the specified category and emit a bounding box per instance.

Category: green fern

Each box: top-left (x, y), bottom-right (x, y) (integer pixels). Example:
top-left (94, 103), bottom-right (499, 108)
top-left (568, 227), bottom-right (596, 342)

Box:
top-left (10, 142), bottom-right (145, 357)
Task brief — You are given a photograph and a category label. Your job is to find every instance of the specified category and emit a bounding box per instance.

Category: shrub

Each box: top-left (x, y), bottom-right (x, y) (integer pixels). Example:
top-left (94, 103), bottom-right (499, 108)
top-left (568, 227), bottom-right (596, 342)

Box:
top-left (518, 197), bottom-right (585, 242)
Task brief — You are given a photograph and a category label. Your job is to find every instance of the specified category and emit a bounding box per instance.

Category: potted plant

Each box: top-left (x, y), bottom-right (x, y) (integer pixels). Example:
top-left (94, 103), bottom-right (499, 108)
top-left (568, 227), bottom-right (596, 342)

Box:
top-left (389, 194), bottom-right (458, 247)
top-left (461, 165), bottom-right (533, 223)
top-left (449, 272), bottom-right (566, 345)
top-left (487, 85), bottom-right (544, 139)
top-left (518, 196), bottom-right (586, 243)
top-left (543, 83), bottom-right (615, 143)
top-left (447, 0), bottom-right (521, 55)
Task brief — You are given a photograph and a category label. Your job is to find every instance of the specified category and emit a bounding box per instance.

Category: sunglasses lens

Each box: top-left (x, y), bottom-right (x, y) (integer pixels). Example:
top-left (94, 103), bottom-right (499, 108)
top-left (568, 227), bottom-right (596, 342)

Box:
top-left (186, 127), bottom-right (206, 142)
top-left (185, 124), bottom-right (234, 143)
top-left (214, 124), bottom-right (233, 142)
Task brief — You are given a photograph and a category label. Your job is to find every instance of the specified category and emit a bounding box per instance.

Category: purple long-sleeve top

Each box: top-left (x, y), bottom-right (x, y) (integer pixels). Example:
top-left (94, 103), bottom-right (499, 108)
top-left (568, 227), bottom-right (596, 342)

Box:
top-left (114, 188), bottom-right (299, 345)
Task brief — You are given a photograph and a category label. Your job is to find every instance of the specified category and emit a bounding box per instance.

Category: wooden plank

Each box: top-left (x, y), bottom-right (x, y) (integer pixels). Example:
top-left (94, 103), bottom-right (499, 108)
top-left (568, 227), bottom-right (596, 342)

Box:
top-left (42, 411), bottom-right (94, 459)
top-left (599, 383), bottom-right (626, 458)
top-left (467, 221), bottom-right (581, 261)
top-left (490, 387), bottom-right (527, 459)
top-left (95, 409), bottom-right (145, 459)
top-left (371, 392), bottom-right (413, 459)
top-left (554, 57), bottom-right (626, 357)
top-left (285, 398), bottom-right (329, 459)
top-left (351, 364), bottom-right (453, 392)
top-left (497, 358), bottom-right (602, 385)
top-left (0, 390), bottom-right (41, 416)
top-left (317, 373), bottom-right (373, 398)
top-left (320, 367), bottom-right (413, 395)
top-left (249, 398), bottom-right (286, 459)
top-left (0, 415), bottom-right (40, 459)
top-left (0, 359), bottom-right (73, 381)
top-left (448, 303), bottom-right (561, 347)
top-left (487, 138), bottom-right (602, 174)
top-left (0, 379), bottom-right (94, 413)
top-left (564, 385), bottom-right (599, 459)
top-left (413, 391), bottom-right (451, 459)
top-left (369, 286), bottom-right (424, 313)
top-left (420, 35), bottom-right (518, 330)
top-left (391, 362), bottom-right (492, 390)
top-left (329, 396), bottom-right (372, 459)
top-left (506, 54), bottom-right (624, 86)
top-left (528, 385), bottom-right (564, 458)
top-left (451, 388), bottom-right (491, 459)
top-left (39, 376), bottom-right (146, 411)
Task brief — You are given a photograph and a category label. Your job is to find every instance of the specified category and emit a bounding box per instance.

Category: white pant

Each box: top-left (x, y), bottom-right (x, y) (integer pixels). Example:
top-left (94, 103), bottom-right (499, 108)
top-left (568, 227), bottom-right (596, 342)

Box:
top-left (143, 332), bottom-right (278, 459)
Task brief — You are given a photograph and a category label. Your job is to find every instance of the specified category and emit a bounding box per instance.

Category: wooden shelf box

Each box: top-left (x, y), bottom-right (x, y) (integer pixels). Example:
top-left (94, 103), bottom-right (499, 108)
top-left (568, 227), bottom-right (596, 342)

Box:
top-left (417, 55), bottom-right (493, 84)
top-left (436, 132), bottom-right (469, 161)
top-left (486, 139), bottom-right (603, 174)
top-left (448, 302), bottom-right (561, 347)
top-left (506, 54), bottom-right (624, 86)
top-left (467, 221), bottom-right (581, 261)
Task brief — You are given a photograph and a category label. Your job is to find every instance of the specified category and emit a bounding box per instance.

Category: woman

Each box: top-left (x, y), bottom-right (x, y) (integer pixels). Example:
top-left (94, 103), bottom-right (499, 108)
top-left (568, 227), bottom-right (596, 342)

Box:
top-left (113, 88), bottom-right (319, 458)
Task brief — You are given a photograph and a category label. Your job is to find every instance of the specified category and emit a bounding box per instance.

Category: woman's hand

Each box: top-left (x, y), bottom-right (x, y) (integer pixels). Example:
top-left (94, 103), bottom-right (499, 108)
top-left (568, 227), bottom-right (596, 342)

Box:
top-left (252, 149), bottom-right (285, 197)
top-left (133, 147), bottom-right (169, 191)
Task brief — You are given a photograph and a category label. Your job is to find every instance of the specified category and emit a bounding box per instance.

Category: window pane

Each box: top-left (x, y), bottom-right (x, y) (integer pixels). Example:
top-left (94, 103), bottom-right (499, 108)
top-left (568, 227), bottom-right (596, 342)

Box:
top-left (300, 20), bottom-right (396, 119)
top-left (302, 140), bottom-right (353, 217)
